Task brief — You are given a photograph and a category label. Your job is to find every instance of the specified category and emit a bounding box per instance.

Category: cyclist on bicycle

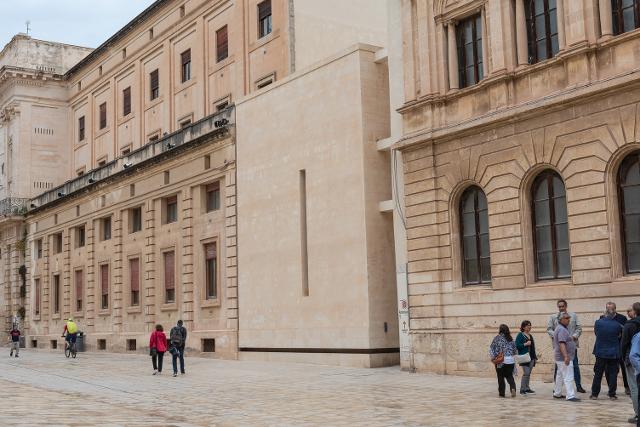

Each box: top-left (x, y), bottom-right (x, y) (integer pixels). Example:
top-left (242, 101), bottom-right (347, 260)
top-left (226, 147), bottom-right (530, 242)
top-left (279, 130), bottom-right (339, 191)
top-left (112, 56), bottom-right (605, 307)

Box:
top-left (62, 318), bottom-right (78, 350)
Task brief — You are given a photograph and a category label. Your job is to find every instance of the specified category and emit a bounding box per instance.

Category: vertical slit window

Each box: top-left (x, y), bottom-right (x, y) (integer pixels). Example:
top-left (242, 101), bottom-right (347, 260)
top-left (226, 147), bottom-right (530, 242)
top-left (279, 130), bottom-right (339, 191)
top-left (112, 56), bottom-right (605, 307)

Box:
top-left (164, 251), bottom-right (175, 303)
top-left (258, 0), bottom-right (272, 38)
top-left (75, 270), bottom-right (83, 311)
top-left (618, 152), bottom-right (640, 274)
top-left (181, 49), bottom-right (191, 83)
top-left (525, 0), bottom-right (559, 64)
top-left (532, 171), bottom-right (571, 280)
top-left (78, 116), bottom-right (85, 142)
top-left (35, 278), bottom-right (41, 315)
top-left (53, 274), bottom-right (60, 314)
top-left (99, 103), bottom-right (107, 129)
top-left (123, 86), bottom-right (131, 116)
top-left (150, 69), bottom-right (159, 100)
top-left (460, 187), bottom-right (491, 285)
top-left (205, 243), bottom-right (217, 299)
top-left (216, 25), bottom-right (229, 62)
top-left (101, 264), bottom-right (109, 309)
top-left (130, 258), bottom-right (140, 306)
top-left (456, 14), bottom-right (483, 88)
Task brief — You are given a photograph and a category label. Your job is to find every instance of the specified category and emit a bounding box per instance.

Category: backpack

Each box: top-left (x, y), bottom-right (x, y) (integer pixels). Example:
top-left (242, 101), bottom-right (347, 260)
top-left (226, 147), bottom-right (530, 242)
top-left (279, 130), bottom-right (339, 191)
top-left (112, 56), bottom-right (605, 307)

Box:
top-left (170, 327), bottom-right (184, 346)
top-left (67, 321), bottom-right (78, 334)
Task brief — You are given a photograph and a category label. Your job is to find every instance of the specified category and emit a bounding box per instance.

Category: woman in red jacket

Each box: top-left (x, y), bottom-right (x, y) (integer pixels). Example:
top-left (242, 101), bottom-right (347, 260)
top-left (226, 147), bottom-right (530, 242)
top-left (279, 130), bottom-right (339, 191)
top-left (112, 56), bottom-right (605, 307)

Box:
top-left (149, 324), bottom-right (168, 375)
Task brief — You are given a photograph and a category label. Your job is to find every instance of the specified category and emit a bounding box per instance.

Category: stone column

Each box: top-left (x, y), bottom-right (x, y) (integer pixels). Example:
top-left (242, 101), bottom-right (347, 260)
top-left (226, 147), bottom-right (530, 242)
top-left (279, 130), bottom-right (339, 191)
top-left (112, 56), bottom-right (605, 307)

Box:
top-left (515, 0), bottom-right (528, 65)
top-left (447, 22), bottom-right (459, 91)
top-left (598, 0), bottom-right (613, 38)
top-left (557, 0), bottom-right (566, 50)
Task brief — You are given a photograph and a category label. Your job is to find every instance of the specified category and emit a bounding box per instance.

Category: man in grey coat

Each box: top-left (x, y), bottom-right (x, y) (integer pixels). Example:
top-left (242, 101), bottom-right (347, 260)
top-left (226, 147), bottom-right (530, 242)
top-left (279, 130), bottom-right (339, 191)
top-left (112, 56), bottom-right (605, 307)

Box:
top-left (547, 299), bottom-right (585, 393)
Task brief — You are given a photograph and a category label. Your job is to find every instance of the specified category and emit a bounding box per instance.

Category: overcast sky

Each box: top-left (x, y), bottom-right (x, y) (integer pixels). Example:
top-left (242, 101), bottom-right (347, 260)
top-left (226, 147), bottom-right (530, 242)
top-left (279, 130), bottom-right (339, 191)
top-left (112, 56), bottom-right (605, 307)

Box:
top-left (0, 0), bottom-right (156, 49)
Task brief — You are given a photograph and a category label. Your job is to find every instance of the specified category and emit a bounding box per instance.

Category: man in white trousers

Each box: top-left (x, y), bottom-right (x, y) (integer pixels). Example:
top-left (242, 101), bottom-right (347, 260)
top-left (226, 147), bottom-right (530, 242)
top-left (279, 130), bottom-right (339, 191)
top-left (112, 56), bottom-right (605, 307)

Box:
top-left (553, 312), bottom-right (581, 402)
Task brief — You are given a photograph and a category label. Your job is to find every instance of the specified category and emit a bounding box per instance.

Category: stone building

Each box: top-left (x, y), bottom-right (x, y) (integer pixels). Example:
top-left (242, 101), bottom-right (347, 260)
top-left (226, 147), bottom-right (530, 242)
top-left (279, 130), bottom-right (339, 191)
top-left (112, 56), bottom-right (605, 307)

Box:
top-left (395, 0), bottom-right (640, 376)
top-left (0, 0), bottom-right (400, 364)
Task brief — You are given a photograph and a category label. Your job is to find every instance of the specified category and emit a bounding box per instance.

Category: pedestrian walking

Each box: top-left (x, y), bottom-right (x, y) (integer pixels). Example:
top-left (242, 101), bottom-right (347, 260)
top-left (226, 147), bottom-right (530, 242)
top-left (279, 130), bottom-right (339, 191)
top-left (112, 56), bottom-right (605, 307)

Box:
top-left (149, 324), bottom-right (167, 375)
top-left (515, 320), bottom-right (537, 395)
top-left (553, 312), bottom-right (580, 402)
top-left (590, 304), bottom-right (623, 400)
top-left (621, 303), bottom-right (640, 424)
top-left (627, 330), bottom-right (640, 427)
top-left (606, 302), bottom-right (630, 395)
top-left (169, 319), bottom-right (187, 377)
top-left (489, 324), bottom-right (518, 398)
top-left (8, 326), bottom-right (20, 357)
top-left (547, 299), bottom-right (585, 393)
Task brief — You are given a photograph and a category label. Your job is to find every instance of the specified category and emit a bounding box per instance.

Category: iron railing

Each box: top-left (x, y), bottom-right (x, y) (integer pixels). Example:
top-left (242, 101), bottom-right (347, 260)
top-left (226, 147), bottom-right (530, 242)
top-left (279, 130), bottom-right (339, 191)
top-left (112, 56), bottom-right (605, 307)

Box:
top-left (0, 197), bottom-right (29, 216)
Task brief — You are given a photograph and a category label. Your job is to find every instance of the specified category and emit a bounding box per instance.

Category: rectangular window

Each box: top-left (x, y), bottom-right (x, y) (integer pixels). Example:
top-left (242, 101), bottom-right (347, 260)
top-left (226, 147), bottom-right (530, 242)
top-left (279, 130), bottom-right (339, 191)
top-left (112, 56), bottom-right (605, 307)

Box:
top-left (123, 86), bottom-right (131, 116)
top-left (35, 278), bottom-right (41, 315)
top-left (216, 25), bottom-right (229, 62)
top-left (53, 274), bottom-right (60, 314)
top-left (36, 239), bottom-right (42, 259)
top-left (53, 233), bottom-right (63, 254)
top-left (165, 195), bottom-right (178, 224)
top-left (150, 69), bottom-right (159, 100)
top-left (300, 170), bottom-right (309, 296)
top-left (75, 269), bottom-right (83, 311)
top-left (180, 119), bottom-right (192, 129)
top-left (181, 49), bottom-right (191, 83)
top-left (75, 225), bottom-right (85, 248)
top-left (130, 207), bottom-right (142, 233)
top-left (206, 182), bottom-right (220, 212)
top-left (216, 101), bottom-right (229, 112)
top-left (164, 251), bottom-right (175, 303)
top-left (129, 258), bottom-right (140, 306)
top-left (102, 217), bottom-right (112, 241)
top-left (101, 264), bottom-right (109, 310)
top-left (99, 102), bottom-right (107, 129)
top-left (525, 0), bottom-right (559, 64)
top-left (456, 14), bottom-right (484, 88)
top-left (613, 0), bottom-right (640, 35)
top-left (78, 116), bottom-right (85, 141)
top-left (205, 243), bottom-right (217, 299)
top-left (258, 0), bottom-right (272, 38)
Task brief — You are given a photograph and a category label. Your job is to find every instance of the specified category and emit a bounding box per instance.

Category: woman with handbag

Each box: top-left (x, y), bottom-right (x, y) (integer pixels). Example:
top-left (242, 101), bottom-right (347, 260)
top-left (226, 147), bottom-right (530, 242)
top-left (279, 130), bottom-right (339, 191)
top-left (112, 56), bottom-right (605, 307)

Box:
top-left (149, 324), bottom-right (168, 375)
top-left (515, 320), bottom-right (537, 395)
top-left (489, 324), bottom-right (518, 397)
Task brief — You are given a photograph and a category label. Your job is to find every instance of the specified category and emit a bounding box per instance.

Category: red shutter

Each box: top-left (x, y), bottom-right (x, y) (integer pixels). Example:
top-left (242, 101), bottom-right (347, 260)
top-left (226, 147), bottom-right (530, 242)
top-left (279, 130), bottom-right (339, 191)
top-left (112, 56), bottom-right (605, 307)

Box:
top-left (123, 87), bottom-right (131, 116)
top-left (35, 279), bottom-right (41, 313)
top-left (130, 258), bottom-right (140, 292)
top-left (164, 252), bottom-right (175, 290)
top-left (259, 1), bottom-right (271, 20)
top-left (205, 243), bottom-right (216, 260)
top-left (216, 26), bottom-right (228, 61)
top-left (75, 270), bottom-right (83, 300)
top-left (101, 264), bottom-right (109, 296)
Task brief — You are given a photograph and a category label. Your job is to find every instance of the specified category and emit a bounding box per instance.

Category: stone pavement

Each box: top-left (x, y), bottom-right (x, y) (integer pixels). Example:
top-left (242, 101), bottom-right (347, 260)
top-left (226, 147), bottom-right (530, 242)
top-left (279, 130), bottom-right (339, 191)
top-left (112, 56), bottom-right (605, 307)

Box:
top-left (0, 349), bottom-right (633, 426)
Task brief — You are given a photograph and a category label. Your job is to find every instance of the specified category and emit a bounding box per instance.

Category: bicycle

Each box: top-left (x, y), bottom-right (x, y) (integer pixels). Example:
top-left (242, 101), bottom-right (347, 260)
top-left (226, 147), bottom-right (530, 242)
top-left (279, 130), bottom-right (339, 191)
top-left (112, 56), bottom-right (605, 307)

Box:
top-left (62, 335), bottom-right (77, 358)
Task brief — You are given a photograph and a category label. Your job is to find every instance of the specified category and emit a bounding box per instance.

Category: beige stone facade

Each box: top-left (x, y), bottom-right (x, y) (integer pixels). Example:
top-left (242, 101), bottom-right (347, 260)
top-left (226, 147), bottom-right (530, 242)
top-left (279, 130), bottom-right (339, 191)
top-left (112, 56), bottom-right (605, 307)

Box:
top-left (0, 0), bottom-right (400, 365)
top-left (395, 0), bottom-right (640, 376)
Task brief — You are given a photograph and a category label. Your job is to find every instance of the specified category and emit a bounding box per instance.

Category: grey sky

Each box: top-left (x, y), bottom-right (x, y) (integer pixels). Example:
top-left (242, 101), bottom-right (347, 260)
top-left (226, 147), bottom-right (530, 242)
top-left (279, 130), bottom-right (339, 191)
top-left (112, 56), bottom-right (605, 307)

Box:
top-left (0, 0), bottom-right (156, 49)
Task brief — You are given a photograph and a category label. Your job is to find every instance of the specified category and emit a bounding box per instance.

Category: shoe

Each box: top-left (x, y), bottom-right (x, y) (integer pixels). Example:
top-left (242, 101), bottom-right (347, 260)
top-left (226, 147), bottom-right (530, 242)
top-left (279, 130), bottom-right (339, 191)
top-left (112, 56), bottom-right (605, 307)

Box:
top-left (181, 371), bottom-right (185, 375)
top-left (628, 416), bottom-right (638, 424)
top-left (14, 355), bottom-right (18, 358)
top-left (173, 373), bottom-right (177, 377)
top-left (152, 370), bottom-right (158, 375)
top-left (9, 351), bottom-right (12, 357)
top-left (498, 395), bottom-right (506, 398)
top-left (553, 394), bottom-right (566, 399)
top-left (609, 395), bottom-right (618, 400)
top-left (525, 389), bottom-right (536, 394)
top-left (626, 387), bottom-right (631, 396)
top-left (567, 397), bottom-right (581, 402)
top-left (589, 395), bottom-right (598, 400)
top-left (577, 386), bottom-right (587, 393)
top-left (510, 389), bottom-right (516, 398)
top-left (520, 391), bottom-right (527, 395)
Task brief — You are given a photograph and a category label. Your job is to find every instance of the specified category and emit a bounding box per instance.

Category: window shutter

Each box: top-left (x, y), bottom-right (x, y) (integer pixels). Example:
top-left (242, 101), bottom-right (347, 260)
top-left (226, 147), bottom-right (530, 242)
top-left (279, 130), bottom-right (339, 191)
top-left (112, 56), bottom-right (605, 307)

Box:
top-left (181, 49), bottom-right (191, 65)
top-left (150, 69), bottom-right (159, 96)
top-left (164, 251), bottom-right (175, 290)
top-left (130, 258), bottom-right (140, 292)
top-left (75, 270), bottom-right (83, 300)
top-left (123, 87), bottom-right (131, 116)
top-left (258, 1), bottom-right (271, 20)
top-left (205, 243), bottom-right (216, 260)
top-left (35, 279), bottom-right (41, 313)
top-left (216, 26), bottom-right (228, 61)
top-left (101, 264), bottom-right (109, 296)
top-left (99, 103), bottom-right (107, 128)
top-left (79, 116), bottom-right (85, 140)
top-left (206, 182), bottom-right (219, 193)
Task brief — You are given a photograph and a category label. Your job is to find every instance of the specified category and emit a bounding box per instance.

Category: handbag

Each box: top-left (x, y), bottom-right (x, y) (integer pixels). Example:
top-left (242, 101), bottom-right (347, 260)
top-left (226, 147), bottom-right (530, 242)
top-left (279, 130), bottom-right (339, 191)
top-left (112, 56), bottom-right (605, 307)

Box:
top-left (168, 346), bottom-right (179, 356)
top-left (491, 351), bottom-right (504, 365)
top-left (514, 352), bottom-right (531, 364)
top-left (150, 347), bottom-right (157, 357)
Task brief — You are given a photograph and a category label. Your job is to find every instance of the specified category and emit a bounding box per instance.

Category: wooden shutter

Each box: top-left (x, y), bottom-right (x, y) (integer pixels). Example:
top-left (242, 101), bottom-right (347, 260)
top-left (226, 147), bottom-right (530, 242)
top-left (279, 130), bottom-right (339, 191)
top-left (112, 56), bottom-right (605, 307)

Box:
top-left (35, 279), bottom-right (41, 314)
top-left (79, 116), bottom-right (85, 141)
top-left (181, 49), bottom-right (191, 65)
top-left (75, 270), bottom-right (83, 300)
top-left (123, 87), bottom-right (131, 116)
top-left (258, 0), bottom-right (271, 20)
top-left (216, 26), bottom-right (228, 61)
top-left (99, 103), bottom-right (107, 128)
top-left (101, 264), bottom-right (109, 295)
top-left (150, 69), bottom-right (159, 98)
top-left (164, 251), bottom-right (175, 290)
top-left (130, 258), bottom-right (140, 292)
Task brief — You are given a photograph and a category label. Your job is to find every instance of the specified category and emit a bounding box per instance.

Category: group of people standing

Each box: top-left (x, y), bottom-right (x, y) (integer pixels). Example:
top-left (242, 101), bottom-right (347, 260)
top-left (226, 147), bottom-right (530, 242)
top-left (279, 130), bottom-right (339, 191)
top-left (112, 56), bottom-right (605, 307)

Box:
top-left (149, 319), bottom-right (187, 377)
top-left (490, 299), bottom-right (640, 425)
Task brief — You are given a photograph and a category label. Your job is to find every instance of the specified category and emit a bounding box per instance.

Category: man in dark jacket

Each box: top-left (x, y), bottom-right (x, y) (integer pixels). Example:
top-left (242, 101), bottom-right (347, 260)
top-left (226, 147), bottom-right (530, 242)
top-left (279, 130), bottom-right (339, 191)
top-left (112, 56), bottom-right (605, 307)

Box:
top-left (607, 302), bottom-right (630, 395)
top-left (590, 306), bottom-right (623, 400)
top-left (622, 303), bottom-right (640, 423)
top-left (169, 320), bottom-right (187, 376)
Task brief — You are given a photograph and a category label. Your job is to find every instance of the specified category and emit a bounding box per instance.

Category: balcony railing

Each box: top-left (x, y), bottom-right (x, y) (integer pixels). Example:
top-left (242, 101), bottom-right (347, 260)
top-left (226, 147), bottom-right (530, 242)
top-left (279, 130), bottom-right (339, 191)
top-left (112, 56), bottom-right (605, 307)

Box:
top-left (0, 197), bottom-right (29, 216)
top-left (30, 107), bottom-right (234, 210)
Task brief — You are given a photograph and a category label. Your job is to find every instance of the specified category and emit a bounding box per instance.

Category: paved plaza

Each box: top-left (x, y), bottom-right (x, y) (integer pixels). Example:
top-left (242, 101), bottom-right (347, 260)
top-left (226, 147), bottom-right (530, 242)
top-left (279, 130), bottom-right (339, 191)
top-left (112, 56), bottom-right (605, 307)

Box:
top-left (0, 349), bottom-right (632, 426)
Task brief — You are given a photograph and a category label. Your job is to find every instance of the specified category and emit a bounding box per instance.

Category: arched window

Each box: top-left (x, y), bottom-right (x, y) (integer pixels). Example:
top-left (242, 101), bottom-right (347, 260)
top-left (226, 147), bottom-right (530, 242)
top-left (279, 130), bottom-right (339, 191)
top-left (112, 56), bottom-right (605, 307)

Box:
top-left (460, 186), bottom-right (491, 285)
top-left (618, 152), bottom-right (640, 274)
top-left (532, 171), bottom-right (570, 280)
